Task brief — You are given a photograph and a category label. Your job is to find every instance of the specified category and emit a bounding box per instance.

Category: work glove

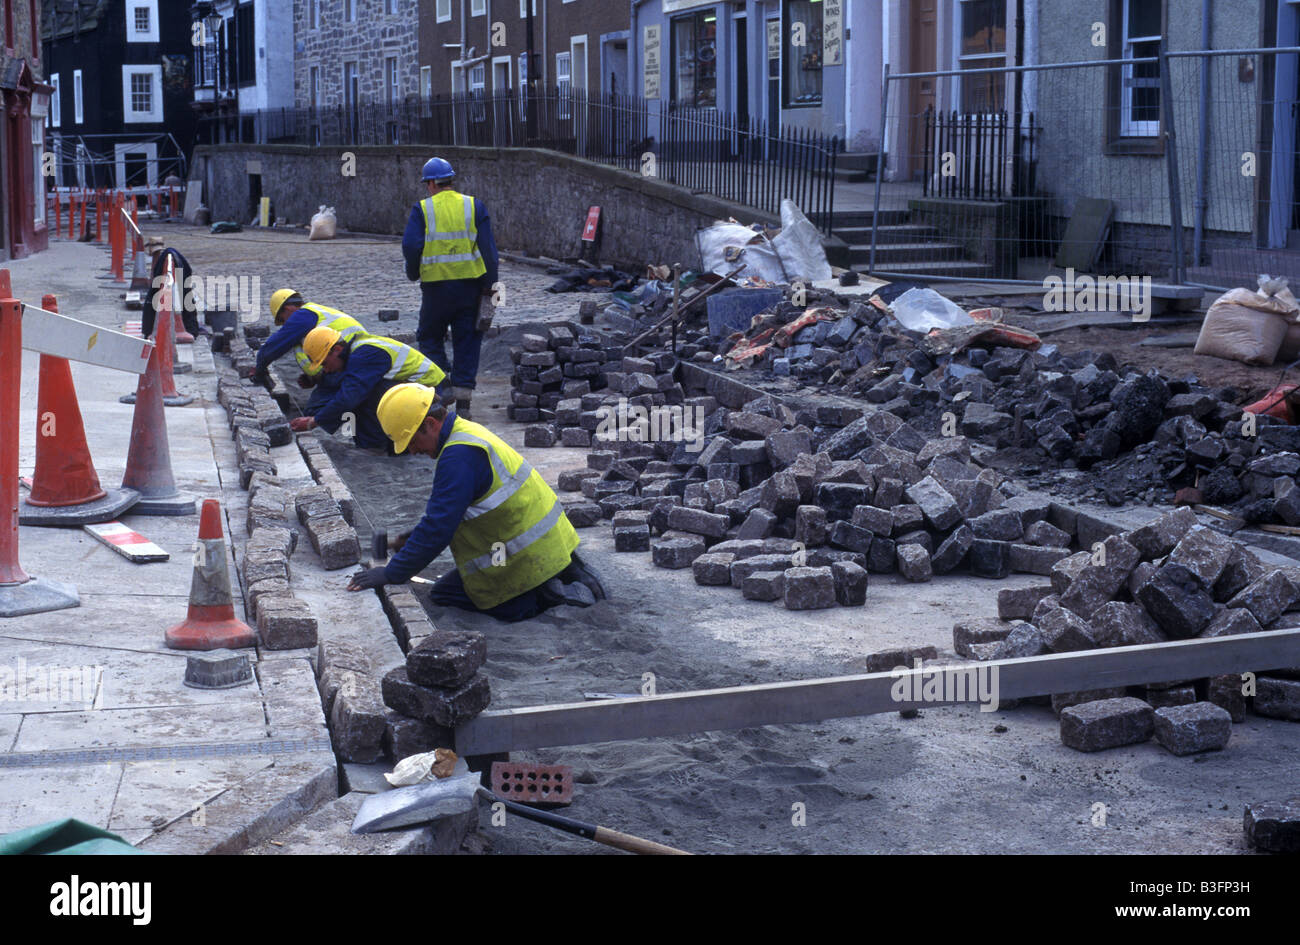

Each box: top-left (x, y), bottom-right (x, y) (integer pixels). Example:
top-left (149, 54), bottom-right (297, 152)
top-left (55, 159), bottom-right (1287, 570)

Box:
top-left (249, 364), bottom-right (270, 384)
top-left (391, 530), bottom-right (413, 553)
top-left (347, 567), bottom-right (390, 591)
top-left (297, 373), bottom-right (317, 389)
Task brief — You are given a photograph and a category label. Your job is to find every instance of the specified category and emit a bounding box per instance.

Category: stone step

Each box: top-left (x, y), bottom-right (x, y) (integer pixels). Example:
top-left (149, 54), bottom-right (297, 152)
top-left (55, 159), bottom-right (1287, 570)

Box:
top-left (852, 241), bottom-right (968, 264)
top-left (827, 209), bottom-right (909, 228)
top-left (864, 259), bottom-right (998, 279)
top-left (833, 224), bottom-right (942, 245)
top-left (243, 790), bottom-right (477, 855)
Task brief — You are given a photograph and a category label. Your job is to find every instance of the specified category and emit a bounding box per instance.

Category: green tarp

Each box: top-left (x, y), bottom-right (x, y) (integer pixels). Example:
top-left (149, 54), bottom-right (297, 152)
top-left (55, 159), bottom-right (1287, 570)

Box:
top-left (0, 818), bottom-right (151, 855)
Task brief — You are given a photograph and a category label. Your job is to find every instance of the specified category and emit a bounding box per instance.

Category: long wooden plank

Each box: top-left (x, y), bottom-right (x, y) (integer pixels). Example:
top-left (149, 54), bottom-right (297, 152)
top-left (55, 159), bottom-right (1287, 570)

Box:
top-left (455, 629), bottom-right (1300, 755)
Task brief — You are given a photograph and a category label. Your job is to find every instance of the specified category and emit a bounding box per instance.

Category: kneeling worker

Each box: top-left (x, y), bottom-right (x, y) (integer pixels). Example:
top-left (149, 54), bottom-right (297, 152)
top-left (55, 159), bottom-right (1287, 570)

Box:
top-left (346, 383), bottom-right (607, 621)
top-left (287, 327), bottom-right (446, 451)
top-left (251, 289), bottom-right (368, 413)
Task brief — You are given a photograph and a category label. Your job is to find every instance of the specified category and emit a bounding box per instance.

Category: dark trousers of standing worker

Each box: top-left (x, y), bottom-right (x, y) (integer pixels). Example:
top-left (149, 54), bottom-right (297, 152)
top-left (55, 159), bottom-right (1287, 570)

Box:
top-left (427, 566), bottom-right (552, 623)
top-left (418, 281), bottom-right (482, 390)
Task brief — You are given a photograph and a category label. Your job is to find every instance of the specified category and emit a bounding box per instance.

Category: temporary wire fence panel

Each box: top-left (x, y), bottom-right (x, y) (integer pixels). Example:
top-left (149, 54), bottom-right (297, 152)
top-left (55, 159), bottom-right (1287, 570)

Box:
top-left (874, 56), bottom-right (1178, 285)
top-left (1165, 48), bottom-right (1300, 292)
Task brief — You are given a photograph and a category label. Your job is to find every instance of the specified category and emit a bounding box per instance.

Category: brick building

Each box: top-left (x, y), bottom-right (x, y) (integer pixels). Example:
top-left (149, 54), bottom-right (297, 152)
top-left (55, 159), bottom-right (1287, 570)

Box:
top-left (417, 0), bottom-right (631, 101)
top-left (293, 0), bottom-right (421, 109)
top-left (2, 0), bottom-right (50, 259)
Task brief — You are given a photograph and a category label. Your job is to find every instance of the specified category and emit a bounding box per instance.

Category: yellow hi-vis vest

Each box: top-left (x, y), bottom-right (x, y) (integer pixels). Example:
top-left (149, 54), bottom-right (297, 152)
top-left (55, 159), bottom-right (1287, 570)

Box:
top-left (419, 190), bottom-right (488, 282)
top-left (440, 416), bottom-right (579, 610)
top-left (352, 336), bottom-right (447, 388)
top-left (297, 303), bottom-right (367, 376)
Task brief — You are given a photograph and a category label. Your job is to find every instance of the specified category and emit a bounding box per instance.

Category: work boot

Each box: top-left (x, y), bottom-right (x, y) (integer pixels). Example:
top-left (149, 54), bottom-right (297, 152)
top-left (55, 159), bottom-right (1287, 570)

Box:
top-left (539, 577), bottom-right (596, 608)
top-left (558, 550), bottom-right (607, 601)
top-left (453, 386), bottom-right (473, 420)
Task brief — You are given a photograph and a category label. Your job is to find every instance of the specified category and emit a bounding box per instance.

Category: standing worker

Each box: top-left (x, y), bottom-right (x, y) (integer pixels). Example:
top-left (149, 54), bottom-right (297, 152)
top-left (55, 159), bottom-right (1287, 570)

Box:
top-left (346, 383), bottom-right (607, 620)
top-left (287, 327), bottom-right (445, 453)
top-left (402, 157), bottom-right (498, 420)
top-left (251, 290), bottom-right (368, 414)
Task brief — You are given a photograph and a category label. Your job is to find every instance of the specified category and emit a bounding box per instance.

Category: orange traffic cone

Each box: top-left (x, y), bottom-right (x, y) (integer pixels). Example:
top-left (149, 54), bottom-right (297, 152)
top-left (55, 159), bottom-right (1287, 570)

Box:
top-left (120, 261), bottom-right (194, 406)
top-left (120, 344), bottom-right (195, 516)
top-left (165, 499), bottom-right (256, 650)
top-left (20, 296), bottom-right (140, 526)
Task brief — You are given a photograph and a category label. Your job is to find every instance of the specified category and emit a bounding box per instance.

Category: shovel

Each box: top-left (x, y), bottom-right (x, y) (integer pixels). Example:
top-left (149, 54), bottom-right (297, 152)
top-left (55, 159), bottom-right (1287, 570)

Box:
top-left (475, 787), bottom-right (691, 855)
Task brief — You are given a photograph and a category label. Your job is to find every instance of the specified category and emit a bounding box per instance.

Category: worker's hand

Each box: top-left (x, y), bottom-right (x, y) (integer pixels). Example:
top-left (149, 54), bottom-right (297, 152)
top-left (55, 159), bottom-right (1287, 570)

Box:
top-left (347, 567), bottom-right (389, 591)
top-left (391, 530), bottom-right (413, 552)
top-left (247, 364), bottom-right (269, 383)
top-left (297, 373), bottom-right (317, 389)
top-left (289, 417), bottom-right (317, 432)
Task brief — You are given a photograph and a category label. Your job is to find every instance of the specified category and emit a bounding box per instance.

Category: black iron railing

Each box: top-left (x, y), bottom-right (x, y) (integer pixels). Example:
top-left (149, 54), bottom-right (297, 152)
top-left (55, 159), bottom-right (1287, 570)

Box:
top-left (197, 89), bottom-right (840, 233)
top-left (921, 108), bottom-right (1039, 200)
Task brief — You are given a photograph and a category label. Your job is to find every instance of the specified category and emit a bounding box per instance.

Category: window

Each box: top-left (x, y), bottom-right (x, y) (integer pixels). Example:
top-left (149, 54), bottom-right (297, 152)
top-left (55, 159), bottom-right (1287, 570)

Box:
top-left (310, 66), bottom-right (321, 107)
top-left (672, 11), bottom-right (717, 109)
top-left (386, 57), bottom-right (399, 105)
top-left (344, 62), bottom-right (359, 105)
top-left (50, 74), bottom-right (60, 127)
top-left (519, 0), bottom-right (537, 16)
top-left (32, 114), bottom-right (45, 225)
top-left (421, 65), bottom-right (432, 99)
top-left (73, 70), bottom-right (83, 124)
top-left (126, 0), bottom-right (159, 43)
top-left (781, 2), bottom-right (818, 107)
top-left (471, 0), bottom-right (486, 15)
top-left (122, 65), bottom-right (163, 123)
top-left (437, 0), bottom-right (451, 24)
top-left (469, 62), bottom-right (486, 121)
top-left (958, 0), bottom-right (1006, 112)
top-left (387, 0), bottom-right (399, 13)
top-left (556, 52), bottom-right (571, 118)
top-left (309, 0), bottom-right (319, 29)
top-left (1119, 0), bottom-right (1161, 136)
top-left (518, 52), bottom-right (529, 105)
top-left (235, 3), bottom-right (256, 86)
top-left (344, 0), bottom-right (356, 23)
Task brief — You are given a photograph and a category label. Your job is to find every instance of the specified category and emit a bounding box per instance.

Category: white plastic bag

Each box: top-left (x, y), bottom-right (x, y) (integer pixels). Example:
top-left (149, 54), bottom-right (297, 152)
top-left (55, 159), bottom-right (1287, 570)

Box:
top-left (309, 204), bottom-right (337, 241)
top-left (697, 222), bottom-right (786, 283)
top-left (384, 747), bottom-right (460, 786)
top-left (889, 287), bottom-right (975, 332)
top-left (771, 198), bottom-right (832, 283)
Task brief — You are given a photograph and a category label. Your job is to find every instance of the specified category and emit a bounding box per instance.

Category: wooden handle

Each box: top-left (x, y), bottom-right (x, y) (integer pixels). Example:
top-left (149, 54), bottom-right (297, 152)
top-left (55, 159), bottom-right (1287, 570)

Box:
top-left (593, 826), bottom-right (692, 855)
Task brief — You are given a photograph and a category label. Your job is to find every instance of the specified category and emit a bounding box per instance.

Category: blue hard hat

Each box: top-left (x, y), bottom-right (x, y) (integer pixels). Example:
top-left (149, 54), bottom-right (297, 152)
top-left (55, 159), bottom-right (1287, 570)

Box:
top-left (422, 157), bottom-right (455, 182)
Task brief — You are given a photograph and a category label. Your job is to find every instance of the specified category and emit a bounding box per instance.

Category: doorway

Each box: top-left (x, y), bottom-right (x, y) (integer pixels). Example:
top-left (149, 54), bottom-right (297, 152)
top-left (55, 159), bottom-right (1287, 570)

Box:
top-left (905, 0), bottom-right (938, 180)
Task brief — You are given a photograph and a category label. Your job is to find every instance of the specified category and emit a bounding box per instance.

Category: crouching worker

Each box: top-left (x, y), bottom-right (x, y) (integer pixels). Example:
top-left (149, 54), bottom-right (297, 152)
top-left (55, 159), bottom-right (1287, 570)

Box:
top-left (346, 383), bottom-right (607, 621)
top-left (287, 327), bottom-right (446, 452)
top-left (249, 289), bottom-right (367, 413)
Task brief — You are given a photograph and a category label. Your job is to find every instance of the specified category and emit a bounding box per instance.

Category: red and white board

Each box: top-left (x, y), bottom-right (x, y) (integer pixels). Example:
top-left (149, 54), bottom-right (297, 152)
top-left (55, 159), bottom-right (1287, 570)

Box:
top-left (83, 521), bottom-right (169, 562)
top-left (581, 206), bottom-right (601, 242)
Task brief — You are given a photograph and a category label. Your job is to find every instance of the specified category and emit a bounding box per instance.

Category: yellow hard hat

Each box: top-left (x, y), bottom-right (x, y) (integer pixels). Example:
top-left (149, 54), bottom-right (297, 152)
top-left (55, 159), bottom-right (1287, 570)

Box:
top-left (378, 383), bottom-right (437, 454)
top-left (269, 288), bottom-right (302, 324)
top-left (302, 325), bottom-right (342, 371)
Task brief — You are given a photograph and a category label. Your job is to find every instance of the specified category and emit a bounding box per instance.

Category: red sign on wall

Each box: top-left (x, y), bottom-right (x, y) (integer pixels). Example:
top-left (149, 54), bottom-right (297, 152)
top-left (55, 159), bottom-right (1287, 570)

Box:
top-left (581, 206), bottom-right (601, 242)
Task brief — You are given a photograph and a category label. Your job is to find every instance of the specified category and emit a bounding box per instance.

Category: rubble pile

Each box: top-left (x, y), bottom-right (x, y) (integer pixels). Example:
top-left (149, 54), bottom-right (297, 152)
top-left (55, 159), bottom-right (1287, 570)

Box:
top-left (952, 507), bottom-right (1300, 751)
top-left (524, 289), bottom-right (1300, 525)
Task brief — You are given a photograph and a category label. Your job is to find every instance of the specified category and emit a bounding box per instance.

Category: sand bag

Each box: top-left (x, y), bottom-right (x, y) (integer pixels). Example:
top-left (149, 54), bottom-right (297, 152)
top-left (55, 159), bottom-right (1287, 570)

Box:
top-left (1193, 277), bottom-right (1299, 365)
top-left (772, 198), bottom-right (832, 284)
top-left (309, 205), bottom-right (337, 241)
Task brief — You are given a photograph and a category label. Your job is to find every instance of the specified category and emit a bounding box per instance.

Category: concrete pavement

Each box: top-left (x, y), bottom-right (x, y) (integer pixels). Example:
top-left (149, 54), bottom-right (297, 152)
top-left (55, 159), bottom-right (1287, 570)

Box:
top-left (0, 240), bottom-right (334, 850)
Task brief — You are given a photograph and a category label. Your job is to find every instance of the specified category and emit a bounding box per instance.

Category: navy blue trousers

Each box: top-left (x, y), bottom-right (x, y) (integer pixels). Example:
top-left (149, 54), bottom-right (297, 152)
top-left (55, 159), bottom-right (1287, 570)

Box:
top-left (417, 281), bottom-right (483, 390)
top-left (428, 566), bottom-right (550, 623)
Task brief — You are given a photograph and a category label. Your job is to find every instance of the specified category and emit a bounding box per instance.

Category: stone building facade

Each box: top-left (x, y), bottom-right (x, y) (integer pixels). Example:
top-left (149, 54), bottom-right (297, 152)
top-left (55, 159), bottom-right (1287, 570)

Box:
top-left (294, 0), bottom-right (421, 109)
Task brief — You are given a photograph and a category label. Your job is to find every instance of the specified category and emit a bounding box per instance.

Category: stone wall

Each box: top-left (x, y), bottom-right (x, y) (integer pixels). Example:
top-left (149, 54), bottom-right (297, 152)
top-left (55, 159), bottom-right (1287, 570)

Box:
top-left (293, 1), bottom-right (420, 108)
top-left (193, 143), bottom-right (785, 269)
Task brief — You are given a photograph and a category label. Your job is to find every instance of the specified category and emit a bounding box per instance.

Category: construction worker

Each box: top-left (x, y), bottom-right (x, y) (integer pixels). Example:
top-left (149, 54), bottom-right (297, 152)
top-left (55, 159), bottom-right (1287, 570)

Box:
top-left (287, 327), bottom-right (446, 452)
top-left (251, 290), bottom-right (368, 412)
top-left (402, 157), bottom-right (498, 419)
top-left (143, 238), bottom-right (207, 341)
top-left (346, 383), bottom-right (607, 621)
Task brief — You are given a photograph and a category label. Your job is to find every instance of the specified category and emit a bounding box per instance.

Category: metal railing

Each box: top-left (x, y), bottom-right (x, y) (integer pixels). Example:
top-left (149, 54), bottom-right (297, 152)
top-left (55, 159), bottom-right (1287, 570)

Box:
top-left (921, 107), bottom-right (1039, 200)
top-left (197, 89), bottom-right (841, 233)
